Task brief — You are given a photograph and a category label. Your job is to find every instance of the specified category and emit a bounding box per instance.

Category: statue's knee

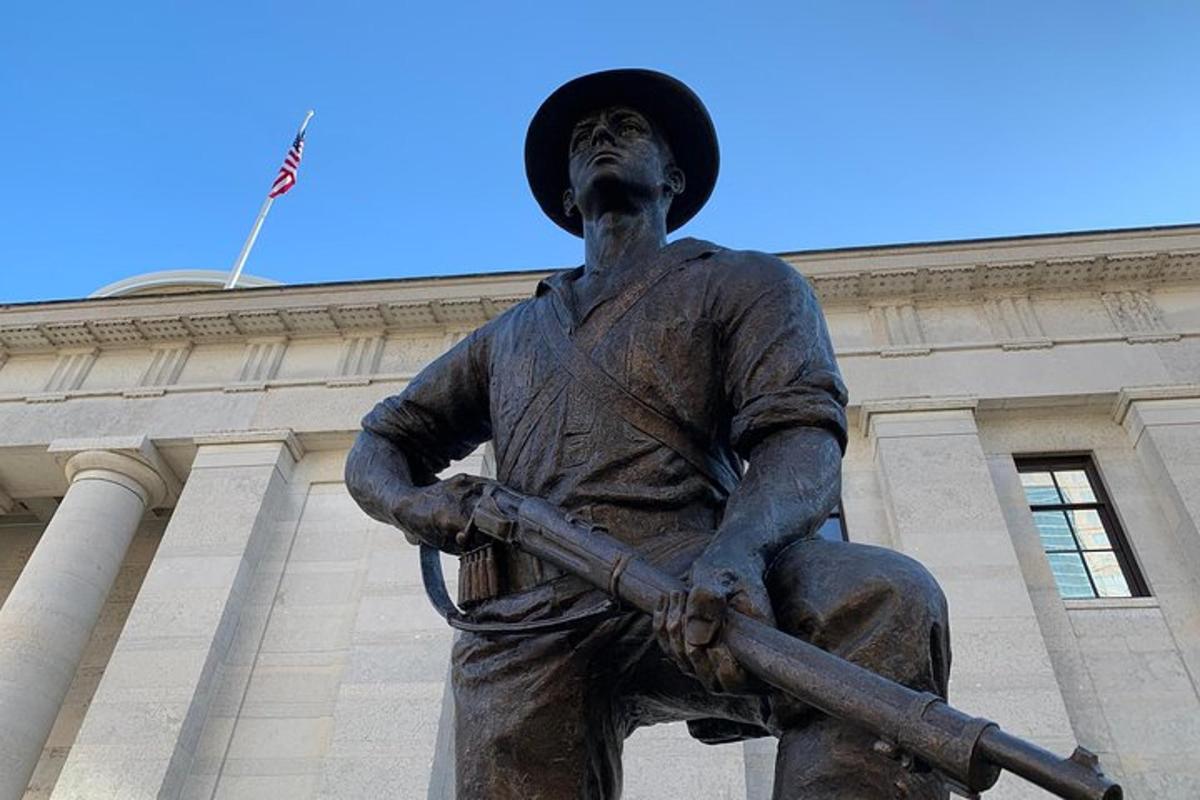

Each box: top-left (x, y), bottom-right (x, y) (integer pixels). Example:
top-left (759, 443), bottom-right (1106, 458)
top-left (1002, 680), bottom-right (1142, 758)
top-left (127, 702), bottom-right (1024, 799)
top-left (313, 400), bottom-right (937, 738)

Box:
top-left (767, 540), bottom-right (951, 692)
top-left (880, 551), bottom-right (948, 629)
top-left (868, 551), bottom-right (951, 692)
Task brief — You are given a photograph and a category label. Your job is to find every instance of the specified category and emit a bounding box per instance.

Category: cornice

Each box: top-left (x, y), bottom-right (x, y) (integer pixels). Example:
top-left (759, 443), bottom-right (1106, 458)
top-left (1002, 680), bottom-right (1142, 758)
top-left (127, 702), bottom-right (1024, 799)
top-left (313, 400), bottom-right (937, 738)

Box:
top-left (803, 250), bottom-right (1200, 305)
top-left (1, 241), bottom-right (1198, 354)
top-left (0, 293), bottom-right (531, 354)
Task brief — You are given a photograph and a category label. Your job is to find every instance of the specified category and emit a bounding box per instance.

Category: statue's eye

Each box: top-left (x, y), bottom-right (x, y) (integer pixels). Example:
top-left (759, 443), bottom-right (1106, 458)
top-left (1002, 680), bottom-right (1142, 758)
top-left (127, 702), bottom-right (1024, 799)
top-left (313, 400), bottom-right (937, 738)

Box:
top-left (571, 130), bottom-right (590, 152)
top-left (619, 123), bottom-right (642, 137)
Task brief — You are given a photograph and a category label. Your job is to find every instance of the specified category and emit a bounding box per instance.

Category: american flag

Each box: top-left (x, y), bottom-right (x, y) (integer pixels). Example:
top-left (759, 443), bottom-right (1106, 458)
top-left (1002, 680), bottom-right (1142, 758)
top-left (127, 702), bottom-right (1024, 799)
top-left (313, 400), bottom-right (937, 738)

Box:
top-left (268, 132), bottom-right (306, 198)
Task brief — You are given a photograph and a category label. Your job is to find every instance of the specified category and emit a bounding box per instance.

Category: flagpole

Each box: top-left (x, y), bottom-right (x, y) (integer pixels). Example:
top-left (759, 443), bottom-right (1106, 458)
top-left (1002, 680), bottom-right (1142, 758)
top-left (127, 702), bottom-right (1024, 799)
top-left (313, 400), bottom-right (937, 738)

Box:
top-left (225, 109), bottom-right (315, 289)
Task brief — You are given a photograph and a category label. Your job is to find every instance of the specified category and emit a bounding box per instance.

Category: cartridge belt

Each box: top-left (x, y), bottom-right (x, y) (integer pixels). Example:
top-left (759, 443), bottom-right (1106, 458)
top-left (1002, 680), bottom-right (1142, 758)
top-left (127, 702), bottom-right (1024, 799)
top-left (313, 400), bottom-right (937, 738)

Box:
top-left (458, 543), bottom-right (564, 608)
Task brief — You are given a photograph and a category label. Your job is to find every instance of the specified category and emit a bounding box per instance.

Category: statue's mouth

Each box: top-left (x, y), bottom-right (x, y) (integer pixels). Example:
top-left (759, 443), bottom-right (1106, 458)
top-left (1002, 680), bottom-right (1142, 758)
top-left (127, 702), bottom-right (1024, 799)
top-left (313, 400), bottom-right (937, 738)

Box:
top-left (587, 150), bottom-right (621, 166)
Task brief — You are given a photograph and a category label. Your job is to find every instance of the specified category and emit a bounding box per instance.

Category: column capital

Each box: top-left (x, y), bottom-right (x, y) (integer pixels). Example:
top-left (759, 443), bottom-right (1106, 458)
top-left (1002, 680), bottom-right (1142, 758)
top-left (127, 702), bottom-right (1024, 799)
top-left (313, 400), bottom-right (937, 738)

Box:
top-left (190, 429), bottom-right (303, 476)
top-left (48, 436), bottom-right (178, 509)
top-left (1112, 384), bottom-right (1200, 425)
top-left (193, 428), bottom-right (304, 461)
top-left (859, 396), bottom-right (979, 441)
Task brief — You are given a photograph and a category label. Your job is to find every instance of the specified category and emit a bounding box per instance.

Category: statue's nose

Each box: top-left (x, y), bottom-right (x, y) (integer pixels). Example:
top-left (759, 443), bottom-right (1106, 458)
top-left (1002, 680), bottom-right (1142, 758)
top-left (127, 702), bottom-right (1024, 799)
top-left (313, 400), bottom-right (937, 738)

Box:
top-left (590, 125), bottom-right (615, 147)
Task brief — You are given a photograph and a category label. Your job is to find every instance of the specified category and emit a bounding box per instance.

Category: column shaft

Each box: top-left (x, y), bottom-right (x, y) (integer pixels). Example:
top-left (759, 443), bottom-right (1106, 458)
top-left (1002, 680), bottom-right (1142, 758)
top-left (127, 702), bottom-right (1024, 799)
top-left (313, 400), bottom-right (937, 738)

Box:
top-left (1118, 391), bottom-right (1200, 680)
top-left (0, 452), bottom-right (162, 800)
top-left (866, 403), bottom-right (1077, 798)
top-left (51, 432), bottom-right (298, 800)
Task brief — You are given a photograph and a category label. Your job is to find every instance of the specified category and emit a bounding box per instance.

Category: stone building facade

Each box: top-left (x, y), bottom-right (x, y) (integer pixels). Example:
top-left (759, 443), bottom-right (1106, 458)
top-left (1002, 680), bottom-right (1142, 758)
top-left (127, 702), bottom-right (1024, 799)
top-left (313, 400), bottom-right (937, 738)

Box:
top-left (1, 224), bottom-right (1198, 799)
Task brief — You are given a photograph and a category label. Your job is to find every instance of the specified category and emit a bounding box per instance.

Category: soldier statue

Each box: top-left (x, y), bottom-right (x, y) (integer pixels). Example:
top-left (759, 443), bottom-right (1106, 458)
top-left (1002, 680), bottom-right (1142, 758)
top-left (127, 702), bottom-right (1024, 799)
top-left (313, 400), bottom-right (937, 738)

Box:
top-left (346, 69), bottom-right (951, 799)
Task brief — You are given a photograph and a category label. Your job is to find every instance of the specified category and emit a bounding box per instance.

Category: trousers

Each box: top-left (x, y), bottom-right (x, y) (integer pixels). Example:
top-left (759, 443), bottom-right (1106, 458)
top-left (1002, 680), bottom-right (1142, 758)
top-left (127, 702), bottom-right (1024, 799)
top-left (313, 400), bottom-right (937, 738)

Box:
top-left (452, 537), bottom-right (951, 800)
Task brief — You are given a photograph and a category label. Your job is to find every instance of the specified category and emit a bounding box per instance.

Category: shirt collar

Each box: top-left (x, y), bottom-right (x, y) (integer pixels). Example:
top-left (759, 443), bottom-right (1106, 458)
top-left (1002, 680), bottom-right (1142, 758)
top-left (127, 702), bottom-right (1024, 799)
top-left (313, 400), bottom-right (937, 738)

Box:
top-left (535, 265), bottom-right (585, 298)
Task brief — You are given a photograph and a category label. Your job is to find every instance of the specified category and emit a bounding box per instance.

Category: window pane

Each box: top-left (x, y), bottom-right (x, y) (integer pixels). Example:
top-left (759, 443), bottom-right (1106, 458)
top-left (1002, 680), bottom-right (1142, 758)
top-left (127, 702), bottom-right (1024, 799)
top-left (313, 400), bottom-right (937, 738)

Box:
top-left (1032, 511), bottom-right (1076, 551)
top-left (1068, 509), bottom-right (1112, 550)
top-left (1054, 470), bottom-right (1097, 504)
top-left (815, 515), bottom-right (845, 542)
top-left (1020, 471), bottom-right (1061, 505)
top-left (1047, 553), bottom-right (1095, 598)
top-left (1084, 552), bottom-right (1132, 598)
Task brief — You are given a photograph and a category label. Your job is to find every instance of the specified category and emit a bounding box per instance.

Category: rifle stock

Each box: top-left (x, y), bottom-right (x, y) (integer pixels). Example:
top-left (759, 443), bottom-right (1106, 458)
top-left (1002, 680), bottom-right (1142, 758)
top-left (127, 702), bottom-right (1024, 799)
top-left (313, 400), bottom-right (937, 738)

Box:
top-left (464, 486), bottom-right (1122, 800)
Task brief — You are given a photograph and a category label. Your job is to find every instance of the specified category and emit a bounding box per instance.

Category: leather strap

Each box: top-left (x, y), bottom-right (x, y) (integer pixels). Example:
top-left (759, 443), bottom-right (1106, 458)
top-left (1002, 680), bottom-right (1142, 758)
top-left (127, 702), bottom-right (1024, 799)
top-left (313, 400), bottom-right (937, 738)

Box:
top-left (574, 237), bottom-right (717, 349)
top-left (537, 292), bottom-right (738, 497)
top-left (419, 239), bottom-right (732, 635)
top-left (420, 543), bottom-right (618, 636)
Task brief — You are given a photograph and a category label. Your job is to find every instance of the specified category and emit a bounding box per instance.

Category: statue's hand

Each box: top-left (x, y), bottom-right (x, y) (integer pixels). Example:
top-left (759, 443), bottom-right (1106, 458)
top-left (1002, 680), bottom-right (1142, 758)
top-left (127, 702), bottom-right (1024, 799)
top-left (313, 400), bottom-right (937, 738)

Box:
top-left (391, 473), bottom-right (496, 553)
top-left (653, 554), bottom-right (775, 694)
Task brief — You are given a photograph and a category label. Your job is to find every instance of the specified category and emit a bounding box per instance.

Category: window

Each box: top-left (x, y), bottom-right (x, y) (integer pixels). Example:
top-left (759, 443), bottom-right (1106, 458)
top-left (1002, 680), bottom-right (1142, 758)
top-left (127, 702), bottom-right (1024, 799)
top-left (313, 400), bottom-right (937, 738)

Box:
top-left (816, 504), bottom-right (847, 542)
top-left (1015, 457), bottom-right (1148, 599)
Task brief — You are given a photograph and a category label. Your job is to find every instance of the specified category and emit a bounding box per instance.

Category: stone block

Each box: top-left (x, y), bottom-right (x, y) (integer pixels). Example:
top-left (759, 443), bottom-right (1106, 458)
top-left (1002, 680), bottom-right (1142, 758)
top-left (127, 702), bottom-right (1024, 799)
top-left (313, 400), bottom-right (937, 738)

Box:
top-left (328, 682), bottom-right (443, 758)
top-left (213, 774), bottom-right (318, 800)
top-left (275, 566), bottom-right (361, 606)
top-left (225, 716), bottom-right (333, 760)
top-left (363, 546), bottom-right (425, 591)
top-left (49, 751), bottom-right (187, 800)
top-left (352, 593), bottom-right (447, 641)
top-left (259, 603), bottom-right (355, 653)
top-left (623, 724), bottom-right (747, 800)
top-left (342, 637), bottom-right (454, 685)
top-left (288, 524), bottom-right (369, 563)
top-left (239, 663), bottom-right (342, 718)
top-left (317, 755), bottom-right (435, 800)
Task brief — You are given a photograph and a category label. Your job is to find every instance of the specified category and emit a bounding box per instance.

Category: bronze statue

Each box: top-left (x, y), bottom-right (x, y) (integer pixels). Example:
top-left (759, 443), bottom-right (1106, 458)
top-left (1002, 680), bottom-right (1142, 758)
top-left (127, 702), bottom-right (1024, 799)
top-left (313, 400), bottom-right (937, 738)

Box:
top-left (344, 70), bottom-right (1118, 800)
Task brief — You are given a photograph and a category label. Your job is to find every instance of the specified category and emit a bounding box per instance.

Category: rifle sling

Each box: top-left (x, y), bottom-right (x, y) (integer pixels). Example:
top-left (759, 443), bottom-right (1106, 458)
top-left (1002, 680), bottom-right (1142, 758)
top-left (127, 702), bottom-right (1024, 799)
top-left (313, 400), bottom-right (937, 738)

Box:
top-left (421, 239), bottom-right (733, 635)
top-left (420, 543), bottom-right (619, 635)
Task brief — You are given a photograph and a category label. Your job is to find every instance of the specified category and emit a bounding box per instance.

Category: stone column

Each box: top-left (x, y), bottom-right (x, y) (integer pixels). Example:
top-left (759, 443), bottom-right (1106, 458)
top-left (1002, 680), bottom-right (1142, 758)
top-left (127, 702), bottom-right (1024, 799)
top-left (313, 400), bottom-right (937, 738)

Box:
top-left (51, 430), bottom-right (299, 800)
top-left (0, 440), bottom-right (169, 800)
top-left (1115, 386), bottom-right (1200, 678)
top-left (864, 399), bottom-right (1077, 799)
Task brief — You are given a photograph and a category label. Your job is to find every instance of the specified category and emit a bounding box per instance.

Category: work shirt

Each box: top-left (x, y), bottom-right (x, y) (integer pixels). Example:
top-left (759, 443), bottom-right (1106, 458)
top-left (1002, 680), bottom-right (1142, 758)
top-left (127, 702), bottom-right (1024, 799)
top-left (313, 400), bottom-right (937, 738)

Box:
top-left (361, 238), bottom-right (848, 566)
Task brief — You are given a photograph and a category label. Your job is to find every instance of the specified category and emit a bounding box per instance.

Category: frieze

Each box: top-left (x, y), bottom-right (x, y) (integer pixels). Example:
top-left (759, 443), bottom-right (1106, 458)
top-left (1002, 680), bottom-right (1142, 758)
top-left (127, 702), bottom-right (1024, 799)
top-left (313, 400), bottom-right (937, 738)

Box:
top-left (870, 303), bottom-right (931, 357)
top-left (139, 344), bottom-right (191, 388)
top-left (44, 349), bottom-right (97, 393)
top-left (336, 335), bottom-right (385, 378)
top-left (984, 296), bottom-right (1052, 350)
top-left (1100, 289), bottom-right (1179, 343)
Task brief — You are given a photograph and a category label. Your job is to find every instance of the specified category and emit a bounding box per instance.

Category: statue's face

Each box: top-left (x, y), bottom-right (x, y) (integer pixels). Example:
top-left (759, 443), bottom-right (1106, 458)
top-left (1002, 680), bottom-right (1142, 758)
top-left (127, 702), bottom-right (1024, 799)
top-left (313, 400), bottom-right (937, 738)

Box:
top-left (566, 106), bottom-right (678, 213)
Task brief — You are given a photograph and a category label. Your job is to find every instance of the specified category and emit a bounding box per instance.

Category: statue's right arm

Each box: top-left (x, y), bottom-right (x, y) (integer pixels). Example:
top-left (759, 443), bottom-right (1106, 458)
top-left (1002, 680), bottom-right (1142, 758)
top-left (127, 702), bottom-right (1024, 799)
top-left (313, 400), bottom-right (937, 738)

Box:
top-left (344, 429), bottom-right (491, 553)
top-left (343, 324), bottom-right (496, 553)
top-left (344, 427), bottom-right (420, 534)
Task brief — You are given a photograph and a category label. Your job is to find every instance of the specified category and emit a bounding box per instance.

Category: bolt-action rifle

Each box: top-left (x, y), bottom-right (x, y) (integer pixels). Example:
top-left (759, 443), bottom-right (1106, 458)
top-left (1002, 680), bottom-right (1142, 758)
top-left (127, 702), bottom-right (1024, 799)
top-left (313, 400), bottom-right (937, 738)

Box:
top-left (457, 484), bottom-right (1122, 800)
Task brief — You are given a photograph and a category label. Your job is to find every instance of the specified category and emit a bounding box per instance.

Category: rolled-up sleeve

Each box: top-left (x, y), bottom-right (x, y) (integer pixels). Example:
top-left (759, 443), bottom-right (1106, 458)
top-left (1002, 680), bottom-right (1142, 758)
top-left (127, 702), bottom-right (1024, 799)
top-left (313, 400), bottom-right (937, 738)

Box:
top-left (360, 325), bottom-right (493, 484)
top-left (718, 252), bottom-right (848, 457)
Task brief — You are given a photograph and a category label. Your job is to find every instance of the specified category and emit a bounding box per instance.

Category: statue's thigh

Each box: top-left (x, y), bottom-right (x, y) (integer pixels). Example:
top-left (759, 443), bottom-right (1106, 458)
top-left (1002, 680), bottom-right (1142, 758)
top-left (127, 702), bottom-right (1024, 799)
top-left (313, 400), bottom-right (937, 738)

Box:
top-left (764, 538), bottom-right (950, 693)
top-left (451, 619), bottom-right (628, 800)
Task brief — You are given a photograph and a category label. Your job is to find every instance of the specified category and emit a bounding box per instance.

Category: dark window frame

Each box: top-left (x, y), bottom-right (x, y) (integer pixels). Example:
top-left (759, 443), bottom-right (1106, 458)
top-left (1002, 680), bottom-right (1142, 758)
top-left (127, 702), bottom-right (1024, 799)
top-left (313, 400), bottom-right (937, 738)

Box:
top-left (1015, 454), bottom-right (1149, 598)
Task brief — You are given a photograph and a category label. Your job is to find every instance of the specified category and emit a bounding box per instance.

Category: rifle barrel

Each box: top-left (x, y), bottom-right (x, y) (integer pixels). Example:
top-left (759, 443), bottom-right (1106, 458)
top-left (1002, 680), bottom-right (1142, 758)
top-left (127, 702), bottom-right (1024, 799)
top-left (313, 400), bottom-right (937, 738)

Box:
top-left (976, 729), bottom-right (1122, 800)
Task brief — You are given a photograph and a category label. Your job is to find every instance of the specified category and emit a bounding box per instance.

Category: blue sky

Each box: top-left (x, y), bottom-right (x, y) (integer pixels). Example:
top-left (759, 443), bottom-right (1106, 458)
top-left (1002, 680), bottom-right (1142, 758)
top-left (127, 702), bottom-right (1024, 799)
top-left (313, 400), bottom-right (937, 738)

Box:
top-left (2, 2), bottom-right (1198, 303)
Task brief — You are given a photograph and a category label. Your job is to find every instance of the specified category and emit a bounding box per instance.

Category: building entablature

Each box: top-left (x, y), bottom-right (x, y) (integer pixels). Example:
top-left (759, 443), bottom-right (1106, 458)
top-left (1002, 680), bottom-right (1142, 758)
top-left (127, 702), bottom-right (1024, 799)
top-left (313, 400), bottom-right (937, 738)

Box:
top-left (1, 225), bottom-right (1198, 358)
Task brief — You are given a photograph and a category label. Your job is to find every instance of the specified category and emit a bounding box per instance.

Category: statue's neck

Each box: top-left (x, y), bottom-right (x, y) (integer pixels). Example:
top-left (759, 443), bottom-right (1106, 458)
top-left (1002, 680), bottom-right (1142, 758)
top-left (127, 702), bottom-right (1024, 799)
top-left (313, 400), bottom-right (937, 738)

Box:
top-left (582, 211), bottom-right (667, 276)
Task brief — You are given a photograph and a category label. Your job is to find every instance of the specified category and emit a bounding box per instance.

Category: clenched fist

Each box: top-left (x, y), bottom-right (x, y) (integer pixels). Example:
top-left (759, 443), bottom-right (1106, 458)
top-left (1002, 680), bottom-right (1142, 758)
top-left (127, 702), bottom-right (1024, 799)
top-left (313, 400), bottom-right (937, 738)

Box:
top-left (653, 554), bottom-right (775, 694)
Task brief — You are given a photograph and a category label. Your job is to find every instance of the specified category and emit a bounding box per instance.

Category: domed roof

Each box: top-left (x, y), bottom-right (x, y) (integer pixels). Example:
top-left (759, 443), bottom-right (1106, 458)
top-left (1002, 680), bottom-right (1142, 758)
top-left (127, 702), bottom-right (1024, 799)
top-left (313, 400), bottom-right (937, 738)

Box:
top-left (89, 270), bottom-right (282, 298)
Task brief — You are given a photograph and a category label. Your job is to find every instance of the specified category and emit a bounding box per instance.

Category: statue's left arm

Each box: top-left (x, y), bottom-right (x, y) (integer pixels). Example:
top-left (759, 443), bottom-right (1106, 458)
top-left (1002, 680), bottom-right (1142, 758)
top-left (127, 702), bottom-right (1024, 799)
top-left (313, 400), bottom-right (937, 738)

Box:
top-left (655, 251), bottom-right (848, 692)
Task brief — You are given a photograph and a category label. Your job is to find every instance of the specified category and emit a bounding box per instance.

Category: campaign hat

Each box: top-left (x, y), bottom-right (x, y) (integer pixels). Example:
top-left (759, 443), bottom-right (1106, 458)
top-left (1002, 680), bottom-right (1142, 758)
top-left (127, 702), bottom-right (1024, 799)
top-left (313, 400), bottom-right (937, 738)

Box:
top-left (525, 68), bottom-right (719, 236)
